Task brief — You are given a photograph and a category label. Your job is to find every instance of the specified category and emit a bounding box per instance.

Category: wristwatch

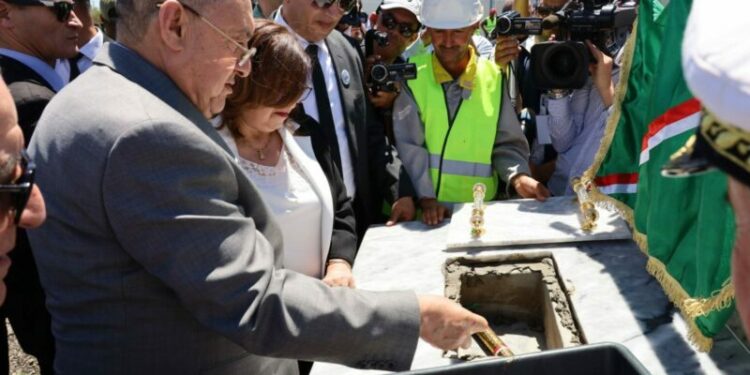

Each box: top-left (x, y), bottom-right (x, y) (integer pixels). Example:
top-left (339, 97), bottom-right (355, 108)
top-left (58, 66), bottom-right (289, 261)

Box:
top-left (547, 89), bottom-right (572, 99)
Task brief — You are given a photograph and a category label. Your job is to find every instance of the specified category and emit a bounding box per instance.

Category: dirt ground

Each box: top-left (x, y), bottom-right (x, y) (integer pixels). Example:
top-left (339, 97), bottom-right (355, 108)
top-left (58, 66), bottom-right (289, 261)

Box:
top-left (6, 320), bottom-right (39, 375)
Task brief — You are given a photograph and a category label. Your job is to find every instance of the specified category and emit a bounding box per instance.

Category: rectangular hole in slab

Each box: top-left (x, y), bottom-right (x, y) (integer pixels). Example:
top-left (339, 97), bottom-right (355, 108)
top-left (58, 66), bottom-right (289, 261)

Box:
top-left (444, 254), bottom-right (584, 360)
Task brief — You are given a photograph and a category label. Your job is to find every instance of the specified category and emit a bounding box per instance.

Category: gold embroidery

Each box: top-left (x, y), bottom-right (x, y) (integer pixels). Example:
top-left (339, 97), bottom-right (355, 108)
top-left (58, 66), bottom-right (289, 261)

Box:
top-left (700, 111), bottom-right (750, 175)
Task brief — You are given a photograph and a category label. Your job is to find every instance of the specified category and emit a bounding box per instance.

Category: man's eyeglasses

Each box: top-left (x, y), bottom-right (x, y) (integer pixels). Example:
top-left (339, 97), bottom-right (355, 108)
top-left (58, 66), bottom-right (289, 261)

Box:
top-left (157, 2), bottom-right (256, 68)
top-left (312, 0), bottom-right (358, 13)
top-left (381, 12), bottom-right (420, 38)
top-left (13, 0), bottom-right (75, 22)
top-left (0, 151), bottom-right (36, 225)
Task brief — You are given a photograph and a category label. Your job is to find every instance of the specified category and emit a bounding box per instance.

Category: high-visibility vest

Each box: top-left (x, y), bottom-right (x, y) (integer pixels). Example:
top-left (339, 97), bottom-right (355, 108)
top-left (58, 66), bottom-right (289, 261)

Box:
top-left (484, 17), bottom-right (498, 34)
top-left (407, 53), bottom-right (502, 203)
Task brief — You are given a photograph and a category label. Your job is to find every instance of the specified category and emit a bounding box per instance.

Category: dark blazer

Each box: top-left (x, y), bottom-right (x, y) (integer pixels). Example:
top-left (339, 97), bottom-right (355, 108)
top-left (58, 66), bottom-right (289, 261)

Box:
top-left (292, 107), bottom-right (358, 264)
top-left (0, 56), bottom-right (55, 142)
top-left (0, 55), bottom-right (55, 373)
top-left (27, 42), bottom-right (419, 374)
top-left (322, 31), bottom-right (396, 239)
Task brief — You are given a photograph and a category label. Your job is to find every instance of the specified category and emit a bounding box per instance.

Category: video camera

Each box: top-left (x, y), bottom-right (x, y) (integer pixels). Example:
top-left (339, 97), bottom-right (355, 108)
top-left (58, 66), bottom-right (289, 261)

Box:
top-left (490, 10), bottom-right (543, 38)
top-left (530, 0), bottom-right (636, 89)
top-left (364, 30), bottom-right (417, 93)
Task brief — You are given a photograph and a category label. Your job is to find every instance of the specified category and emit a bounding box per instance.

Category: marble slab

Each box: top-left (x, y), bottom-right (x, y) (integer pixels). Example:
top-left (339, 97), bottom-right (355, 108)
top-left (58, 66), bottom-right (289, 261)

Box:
top-left (446, 196), bottom-right (632, 249)
top-left (311, 219), bottom-right (750, 375)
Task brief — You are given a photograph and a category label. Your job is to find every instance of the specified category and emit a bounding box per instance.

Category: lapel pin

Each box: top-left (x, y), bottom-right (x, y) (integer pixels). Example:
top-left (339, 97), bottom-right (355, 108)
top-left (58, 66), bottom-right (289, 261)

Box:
top-left (341, 69), bottom-right (351, 87)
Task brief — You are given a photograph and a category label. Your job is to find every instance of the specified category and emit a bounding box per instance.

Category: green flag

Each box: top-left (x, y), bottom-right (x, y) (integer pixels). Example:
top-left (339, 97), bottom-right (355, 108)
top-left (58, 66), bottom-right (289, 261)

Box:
top-left (587, 0), bottom-right (665, 209)
top-left (585, 0), bottom-right (735, 351)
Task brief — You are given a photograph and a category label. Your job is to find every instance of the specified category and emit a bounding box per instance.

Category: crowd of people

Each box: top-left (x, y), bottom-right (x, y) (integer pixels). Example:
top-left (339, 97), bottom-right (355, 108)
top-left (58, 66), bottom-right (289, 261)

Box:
top-left (0, 0), bottom-right (747, 374)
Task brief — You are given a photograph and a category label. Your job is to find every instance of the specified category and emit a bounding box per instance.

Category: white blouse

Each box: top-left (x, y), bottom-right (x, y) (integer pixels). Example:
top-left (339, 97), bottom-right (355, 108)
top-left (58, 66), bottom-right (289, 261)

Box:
top-left (220, 128), bottom-right (324, 279)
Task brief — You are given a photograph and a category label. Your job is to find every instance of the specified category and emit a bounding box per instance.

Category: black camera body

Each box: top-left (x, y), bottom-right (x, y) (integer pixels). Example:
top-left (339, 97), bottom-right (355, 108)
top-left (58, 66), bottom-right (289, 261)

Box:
top-left (364, 30), bottom-right (417, 93)
top-left (370, 63), bottom-right (418, 93)
top-left (491, 10), bottom-right (543, 38)
top-left (531, 0), bottom-right (636, 89)
top-left (339, 9), bottom-right (367, 27)
top-left (531, 41), bottom-right (590, 90)
top-left (364, 29), bottom-right (389, 57)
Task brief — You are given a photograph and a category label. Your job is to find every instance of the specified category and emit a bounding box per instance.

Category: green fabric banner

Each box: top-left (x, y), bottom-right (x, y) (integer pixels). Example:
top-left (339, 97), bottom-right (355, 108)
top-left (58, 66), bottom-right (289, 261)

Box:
top-left (589, 0), bottom-right (736, 350)
top-left (592, 0), bottom-right (665, 208)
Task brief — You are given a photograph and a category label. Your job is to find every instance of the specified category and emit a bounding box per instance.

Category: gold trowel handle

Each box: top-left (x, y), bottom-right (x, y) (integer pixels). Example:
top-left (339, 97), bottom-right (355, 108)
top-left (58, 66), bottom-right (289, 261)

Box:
top-left (473, 330), bottom-right (514, 357)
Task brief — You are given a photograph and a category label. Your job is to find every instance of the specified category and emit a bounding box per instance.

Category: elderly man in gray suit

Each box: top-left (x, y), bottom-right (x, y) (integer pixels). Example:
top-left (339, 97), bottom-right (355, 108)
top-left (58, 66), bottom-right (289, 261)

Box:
top-left (26, 0), bottom-right (488, 374)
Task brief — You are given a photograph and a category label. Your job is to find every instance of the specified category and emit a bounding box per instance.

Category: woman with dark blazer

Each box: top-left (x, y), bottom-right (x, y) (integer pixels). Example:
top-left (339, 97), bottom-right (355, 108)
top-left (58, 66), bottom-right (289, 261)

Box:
top-left (218, 20), bottom-right (357, 287)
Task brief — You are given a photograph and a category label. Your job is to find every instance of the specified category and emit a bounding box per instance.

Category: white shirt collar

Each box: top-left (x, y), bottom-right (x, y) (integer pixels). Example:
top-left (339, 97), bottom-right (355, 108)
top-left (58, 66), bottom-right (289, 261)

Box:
top-left (274, 7), bottom-right (324, 51)
top-left (79, 30), bottom-right (104, 61)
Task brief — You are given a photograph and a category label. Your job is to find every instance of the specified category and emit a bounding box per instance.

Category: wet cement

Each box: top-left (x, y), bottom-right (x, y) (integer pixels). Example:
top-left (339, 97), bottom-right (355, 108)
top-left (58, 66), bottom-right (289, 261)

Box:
top-left (444, 253), bottom-right (584, 360)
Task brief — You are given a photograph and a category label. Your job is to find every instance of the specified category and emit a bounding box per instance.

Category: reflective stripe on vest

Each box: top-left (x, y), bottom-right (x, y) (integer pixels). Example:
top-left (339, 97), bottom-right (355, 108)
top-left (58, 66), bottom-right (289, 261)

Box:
top-left (428, 154), bottom-right (494, 178)
top-left (407, 53), bottom-right (503, 203)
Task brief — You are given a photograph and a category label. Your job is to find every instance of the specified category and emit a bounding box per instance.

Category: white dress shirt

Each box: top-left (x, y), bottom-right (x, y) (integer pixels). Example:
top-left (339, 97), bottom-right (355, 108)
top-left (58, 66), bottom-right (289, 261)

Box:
top-left (219, 127), bottom-right (324, 278)
top-left (275, 10), bottom-right (357, 198)
top-left (543, 68), bottom-right (620, 196)
top-left (55, 30), bottom-right (104, 84)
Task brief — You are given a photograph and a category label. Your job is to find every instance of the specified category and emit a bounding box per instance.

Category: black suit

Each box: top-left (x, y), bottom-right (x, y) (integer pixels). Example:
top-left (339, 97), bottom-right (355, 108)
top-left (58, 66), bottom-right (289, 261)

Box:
top-left (0, 56), bottom-right (55, 375)
top-left (320, 31), bottom-right (396, 240)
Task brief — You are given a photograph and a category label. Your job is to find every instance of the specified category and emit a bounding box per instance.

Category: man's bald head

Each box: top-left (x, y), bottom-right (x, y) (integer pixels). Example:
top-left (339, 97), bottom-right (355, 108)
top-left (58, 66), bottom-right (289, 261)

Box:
top-left (0, 77), bottom-right (21, 185)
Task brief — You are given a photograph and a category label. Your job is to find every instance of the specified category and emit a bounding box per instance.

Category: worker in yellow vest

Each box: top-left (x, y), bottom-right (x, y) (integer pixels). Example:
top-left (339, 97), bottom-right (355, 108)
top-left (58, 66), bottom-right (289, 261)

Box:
top-left (480, 8), bottom-right (498, 40)
top-left (393, 0), bottom-right (549, 225)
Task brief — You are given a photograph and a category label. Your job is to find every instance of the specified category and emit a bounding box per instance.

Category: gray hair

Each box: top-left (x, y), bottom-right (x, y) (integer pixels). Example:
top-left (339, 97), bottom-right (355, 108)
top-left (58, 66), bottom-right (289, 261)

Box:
top-left (116, 0), bottom-right (213, 42)
top-left (0, 153), bottom-right (17, 185)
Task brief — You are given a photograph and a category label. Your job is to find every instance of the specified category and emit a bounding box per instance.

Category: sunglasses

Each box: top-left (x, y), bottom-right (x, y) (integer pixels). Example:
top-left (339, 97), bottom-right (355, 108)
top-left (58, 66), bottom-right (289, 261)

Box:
top-left (18, 0), bottom-right (74, 22)
top-left (312, 0), bottom-right (358, 13)
top-left (0, 151), bottom-right (36, 225)
top-left (157, 2), bottom-right (256, 69)
top-left (381, 12), bottom-right (420, 38)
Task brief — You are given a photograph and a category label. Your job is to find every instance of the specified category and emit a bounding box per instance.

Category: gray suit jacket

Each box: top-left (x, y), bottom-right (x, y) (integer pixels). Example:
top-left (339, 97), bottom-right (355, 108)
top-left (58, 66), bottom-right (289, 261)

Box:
top-left (27, 42), bottom-right (419, 375)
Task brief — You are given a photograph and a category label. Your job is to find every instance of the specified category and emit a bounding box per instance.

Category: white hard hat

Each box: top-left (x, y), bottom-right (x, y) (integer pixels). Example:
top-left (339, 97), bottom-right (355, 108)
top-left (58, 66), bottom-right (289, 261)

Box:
top-left (682, 0), bottom-right (750, 132)
top-left (380, 0), bottom-right (421, 18)
top-left (420, 0), bottom-right (483, 30)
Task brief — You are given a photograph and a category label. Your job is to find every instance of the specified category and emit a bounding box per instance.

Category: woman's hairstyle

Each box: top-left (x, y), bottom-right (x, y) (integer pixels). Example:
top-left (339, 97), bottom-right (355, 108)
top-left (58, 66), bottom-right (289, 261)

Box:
top-left (222, 19), bottom-right (312, 139)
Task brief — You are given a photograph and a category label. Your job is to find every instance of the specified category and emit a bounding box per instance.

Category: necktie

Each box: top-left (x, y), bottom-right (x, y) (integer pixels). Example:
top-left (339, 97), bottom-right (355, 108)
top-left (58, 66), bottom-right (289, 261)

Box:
top-left (305, 44), bottom-right (342, 172)
top-left (68, 52), bottom-right (83, 81)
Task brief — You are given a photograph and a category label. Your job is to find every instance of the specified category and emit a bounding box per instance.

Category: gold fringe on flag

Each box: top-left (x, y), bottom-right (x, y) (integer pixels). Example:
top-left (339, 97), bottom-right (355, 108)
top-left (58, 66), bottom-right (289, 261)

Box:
top-left (580, 17), bottom-right (735, 352)
top-left (683, 280), bottom-right (735, 318)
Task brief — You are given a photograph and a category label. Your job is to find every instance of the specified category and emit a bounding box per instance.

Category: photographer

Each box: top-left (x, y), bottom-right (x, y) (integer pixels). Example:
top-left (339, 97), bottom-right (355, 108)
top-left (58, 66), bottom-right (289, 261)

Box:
top-left (365, 0), bottom-right (423, 225)
top-left (494, 0), bottom-right (567, 184)
top-left (366, 0), bottom-right (421, 124)
top-left (542, 40), bottom-right (620, 196)
top-left (495, 0), bottom-right (631, 195)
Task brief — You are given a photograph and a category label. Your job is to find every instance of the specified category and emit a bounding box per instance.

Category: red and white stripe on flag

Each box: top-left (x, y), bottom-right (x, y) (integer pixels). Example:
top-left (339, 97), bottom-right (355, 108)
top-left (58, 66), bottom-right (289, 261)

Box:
top-left (639, 98), bottom-right (702, 166)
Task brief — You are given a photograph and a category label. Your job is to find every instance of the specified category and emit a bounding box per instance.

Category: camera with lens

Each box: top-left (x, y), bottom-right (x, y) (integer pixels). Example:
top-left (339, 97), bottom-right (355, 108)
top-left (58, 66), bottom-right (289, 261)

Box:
top-left (364, 30), bottom-right (418, 93)
top-left (490, 10), bottom-right (543, 39)
top-left (530, 0), bottom-right (636, 89)
top-left (370, 63), bottom-right (417, 93)
top-left (339, 9), bottom-right (367, 27)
